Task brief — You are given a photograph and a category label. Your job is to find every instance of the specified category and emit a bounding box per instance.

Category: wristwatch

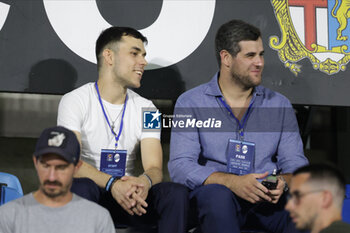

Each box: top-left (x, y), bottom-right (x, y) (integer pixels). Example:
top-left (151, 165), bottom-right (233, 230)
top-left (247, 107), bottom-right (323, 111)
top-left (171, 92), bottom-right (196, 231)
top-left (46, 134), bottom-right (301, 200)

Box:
top-left (278, 175), bottom-right (289, 192)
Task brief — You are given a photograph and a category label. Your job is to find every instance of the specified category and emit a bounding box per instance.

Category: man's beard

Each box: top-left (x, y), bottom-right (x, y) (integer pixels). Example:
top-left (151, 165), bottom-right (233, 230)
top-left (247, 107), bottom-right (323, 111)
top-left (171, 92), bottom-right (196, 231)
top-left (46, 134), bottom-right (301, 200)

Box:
top-left (40, 180), bottom-right (68, 198)
top-left (296, 213), bottom-right (318, 231)
top-left (231, 70), bottom-right (261, 90)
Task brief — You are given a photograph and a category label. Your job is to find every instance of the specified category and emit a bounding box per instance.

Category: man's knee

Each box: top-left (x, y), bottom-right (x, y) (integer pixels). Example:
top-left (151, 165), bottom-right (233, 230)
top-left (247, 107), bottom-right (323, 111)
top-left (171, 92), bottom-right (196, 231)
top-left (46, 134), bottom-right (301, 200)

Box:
top-left (190, 184), bottom-right (241, 232)
top-left (191, 184), bottom-right (237, 212)
top-left (192, 184), bottom-right (233, 202)
top-left (152, 182), bottom-right (189, 200)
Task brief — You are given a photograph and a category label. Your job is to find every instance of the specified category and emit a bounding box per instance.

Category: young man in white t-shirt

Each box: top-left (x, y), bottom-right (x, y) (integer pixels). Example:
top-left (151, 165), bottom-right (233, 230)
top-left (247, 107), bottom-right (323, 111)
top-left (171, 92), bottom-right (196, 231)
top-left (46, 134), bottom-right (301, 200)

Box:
top-left (57, 26), bottom-right (189, 232)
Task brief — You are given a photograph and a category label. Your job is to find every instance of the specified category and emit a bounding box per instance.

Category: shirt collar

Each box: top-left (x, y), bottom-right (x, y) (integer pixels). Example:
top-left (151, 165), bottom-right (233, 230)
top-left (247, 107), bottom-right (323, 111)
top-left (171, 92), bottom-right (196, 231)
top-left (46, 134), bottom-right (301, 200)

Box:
top-left (204, 71), bottom-right (264, 97)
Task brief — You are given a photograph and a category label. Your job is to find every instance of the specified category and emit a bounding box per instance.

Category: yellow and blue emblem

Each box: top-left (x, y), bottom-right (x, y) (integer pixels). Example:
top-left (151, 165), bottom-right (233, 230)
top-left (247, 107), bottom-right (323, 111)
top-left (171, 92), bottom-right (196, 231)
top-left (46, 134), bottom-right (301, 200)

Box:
top-left (270, 0), bottom-right (350, 75)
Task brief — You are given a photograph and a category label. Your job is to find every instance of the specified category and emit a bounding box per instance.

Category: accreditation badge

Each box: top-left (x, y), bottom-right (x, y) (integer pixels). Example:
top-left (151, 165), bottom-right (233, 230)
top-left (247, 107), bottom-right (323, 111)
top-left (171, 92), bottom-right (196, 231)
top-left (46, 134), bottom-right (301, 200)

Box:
top-left (226, 139), bottom-right (255, 175)
top-left (99, 149), bottom-right (127, 177)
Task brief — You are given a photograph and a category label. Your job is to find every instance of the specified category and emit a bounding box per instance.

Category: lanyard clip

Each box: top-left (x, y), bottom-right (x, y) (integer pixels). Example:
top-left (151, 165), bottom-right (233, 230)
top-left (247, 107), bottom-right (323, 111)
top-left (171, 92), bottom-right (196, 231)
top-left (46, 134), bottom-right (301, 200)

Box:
top-left (115, 142), bottom-right (118, 152)
top-left (239, 128), bottom-right (244, 141)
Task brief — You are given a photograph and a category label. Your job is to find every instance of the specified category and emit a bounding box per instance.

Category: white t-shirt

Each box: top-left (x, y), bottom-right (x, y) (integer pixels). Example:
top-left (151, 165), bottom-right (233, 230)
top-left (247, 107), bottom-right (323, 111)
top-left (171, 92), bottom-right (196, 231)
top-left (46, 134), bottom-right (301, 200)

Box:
top-left (57, 82), bottom-right (160, 176)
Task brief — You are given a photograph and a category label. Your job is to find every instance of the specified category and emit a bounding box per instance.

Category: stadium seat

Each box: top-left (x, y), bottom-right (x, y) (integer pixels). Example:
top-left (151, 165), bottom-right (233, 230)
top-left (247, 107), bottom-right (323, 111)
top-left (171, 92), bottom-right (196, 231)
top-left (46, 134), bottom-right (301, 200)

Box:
top-left (342, 184), bottom-right (350, 224)
top-left (0, 172), bottom-right (23, 206)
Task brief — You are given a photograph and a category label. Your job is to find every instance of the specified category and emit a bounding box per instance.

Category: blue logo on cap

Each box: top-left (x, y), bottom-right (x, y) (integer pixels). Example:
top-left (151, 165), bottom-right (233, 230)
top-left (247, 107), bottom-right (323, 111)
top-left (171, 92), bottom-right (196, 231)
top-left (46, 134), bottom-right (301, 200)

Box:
top-left (143, 110), bottom-right (161, 129)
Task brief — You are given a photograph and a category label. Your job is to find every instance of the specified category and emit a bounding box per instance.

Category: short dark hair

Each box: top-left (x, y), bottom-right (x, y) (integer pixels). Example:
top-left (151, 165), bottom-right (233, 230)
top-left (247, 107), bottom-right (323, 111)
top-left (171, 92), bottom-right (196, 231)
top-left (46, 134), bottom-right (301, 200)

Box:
top-left (95, 26), bottom-right (148, 70)
top-left (294, 163), bottom-right (346, 204)
top-left (215, 19), bottom-right (261, 66)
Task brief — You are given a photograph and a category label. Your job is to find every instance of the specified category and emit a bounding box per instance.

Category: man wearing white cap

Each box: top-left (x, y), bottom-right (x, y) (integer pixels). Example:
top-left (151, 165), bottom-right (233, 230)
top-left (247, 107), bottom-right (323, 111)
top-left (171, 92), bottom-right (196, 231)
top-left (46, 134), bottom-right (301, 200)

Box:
top-left (0, 126), bottom-right (115, 233)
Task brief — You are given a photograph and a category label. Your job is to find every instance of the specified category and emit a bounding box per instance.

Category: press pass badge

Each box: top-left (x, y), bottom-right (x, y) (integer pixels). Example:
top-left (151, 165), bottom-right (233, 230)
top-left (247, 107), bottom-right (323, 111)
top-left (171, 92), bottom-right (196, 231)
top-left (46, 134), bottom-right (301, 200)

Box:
top-left (100, 149), bottom-right (127, 177)
top-left (226, 139), bottom-right (255, 175)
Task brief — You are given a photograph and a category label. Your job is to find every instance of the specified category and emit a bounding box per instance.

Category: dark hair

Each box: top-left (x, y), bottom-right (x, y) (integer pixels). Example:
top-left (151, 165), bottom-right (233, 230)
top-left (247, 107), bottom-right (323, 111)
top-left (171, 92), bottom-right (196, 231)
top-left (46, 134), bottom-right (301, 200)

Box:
top-left (95, 26), bottom-right (148, 70)
top-left (294, 163), bottom-right (346, 198)
top-left (215, 19), bottom-right (261, 66)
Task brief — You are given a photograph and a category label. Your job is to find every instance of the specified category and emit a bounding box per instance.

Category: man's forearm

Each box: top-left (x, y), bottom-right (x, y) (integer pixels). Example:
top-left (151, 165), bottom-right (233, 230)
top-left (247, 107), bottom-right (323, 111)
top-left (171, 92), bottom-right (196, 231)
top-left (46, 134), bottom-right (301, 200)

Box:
top-left (204, 172), bottom-right (237, 188)
top-left (140, 138), bottom-right (163, 187)
top-left (75, 160), bottom-right (112, 188)
top-left (141, 167), bottom-right (163, 187)
top-left (71, 130), bottom-right (112, 188)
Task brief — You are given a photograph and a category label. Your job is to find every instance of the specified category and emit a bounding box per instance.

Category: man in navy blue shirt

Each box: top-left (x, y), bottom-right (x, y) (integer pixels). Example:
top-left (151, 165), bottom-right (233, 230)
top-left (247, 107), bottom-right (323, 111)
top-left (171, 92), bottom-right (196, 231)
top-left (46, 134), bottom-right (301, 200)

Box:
top-left (169, 19), bottom-right (308, 233)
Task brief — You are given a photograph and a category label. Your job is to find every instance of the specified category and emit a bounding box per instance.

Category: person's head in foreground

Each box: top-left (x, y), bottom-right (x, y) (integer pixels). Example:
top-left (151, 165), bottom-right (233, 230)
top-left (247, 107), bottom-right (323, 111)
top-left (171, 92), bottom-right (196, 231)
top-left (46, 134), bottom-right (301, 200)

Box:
top-left (33, 126), bottom-right (81, 205)
top-left (286, 163), bottom-right (348, 233)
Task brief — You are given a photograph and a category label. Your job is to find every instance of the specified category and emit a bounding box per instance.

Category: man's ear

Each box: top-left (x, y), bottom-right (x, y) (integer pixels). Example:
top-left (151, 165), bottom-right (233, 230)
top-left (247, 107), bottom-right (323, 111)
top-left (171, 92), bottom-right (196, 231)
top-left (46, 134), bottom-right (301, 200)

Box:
top-left (102, 48), bottom-right (114, 66)
top-left (220, 50), bottom-right (233, 68)
top-left (74, 160), bottom-right (83, 173)
top-left (321, 190), bottom-right (333, 208)
top-left (33, 155), bottom-right (38, 169)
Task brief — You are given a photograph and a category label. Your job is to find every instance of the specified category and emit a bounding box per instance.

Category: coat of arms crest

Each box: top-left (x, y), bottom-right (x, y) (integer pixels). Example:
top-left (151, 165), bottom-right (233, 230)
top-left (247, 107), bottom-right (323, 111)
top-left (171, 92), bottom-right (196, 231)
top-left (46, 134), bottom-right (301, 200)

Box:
top-left (270, 0), bottom-right (350, 75)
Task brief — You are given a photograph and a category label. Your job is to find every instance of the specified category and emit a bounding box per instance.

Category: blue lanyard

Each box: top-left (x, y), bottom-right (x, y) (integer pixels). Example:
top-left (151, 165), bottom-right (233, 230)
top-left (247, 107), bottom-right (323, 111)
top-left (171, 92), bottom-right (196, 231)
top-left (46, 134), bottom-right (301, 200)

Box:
top-left (219, 97), bottom-right (253, 141)
top-left (95, 82), bottom-right (128, 149)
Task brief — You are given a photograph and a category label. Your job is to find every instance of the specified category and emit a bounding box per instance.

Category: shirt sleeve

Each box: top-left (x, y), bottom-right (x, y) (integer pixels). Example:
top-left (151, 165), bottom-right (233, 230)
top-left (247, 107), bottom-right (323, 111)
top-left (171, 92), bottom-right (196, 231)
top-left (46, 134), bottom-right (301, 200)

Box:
top-left (168, 98), bottom-right (219, 190)
top-left (276, 99), bottom-right (309, 173)
top-left (57, 92), bottom-right (85, 133)
top-left (140, 101), bottom-right (161, 140)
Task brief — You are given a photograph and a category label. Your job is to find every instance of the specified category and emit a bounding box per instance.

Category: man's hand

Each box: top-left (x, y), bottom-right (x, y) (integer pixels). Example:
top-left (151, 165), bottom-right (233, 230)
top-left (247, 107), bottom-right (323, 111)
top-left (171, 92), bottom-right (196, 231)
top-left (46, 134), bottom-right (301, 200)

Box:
top-left (268, 176), bottom-right (285, 204)
top-left (229, 172), bottom-right (272, 203)
top-left (121, 176), bottom-right (150, 216)
top-left (110, 176), bottom-right (145, 215)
